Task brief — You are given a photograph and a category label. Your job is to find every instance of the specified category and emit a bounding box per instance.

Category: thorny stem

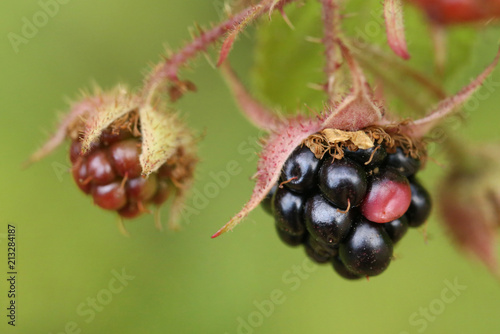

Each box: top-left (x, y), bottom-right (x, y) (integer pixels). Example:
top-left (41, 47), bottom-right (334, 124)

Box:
top-left (320, 0), bottom-right (343, 102)
top-left (140, 0), bottom-right (296, 107)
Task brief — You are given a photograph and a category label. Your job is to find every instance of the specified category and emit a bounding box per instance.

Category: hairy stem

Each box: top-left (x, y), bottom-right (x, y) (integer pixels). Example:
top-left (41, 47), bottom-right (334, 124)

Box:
top-left (404, 47), bottom-right (500, 138)
top-left (221, 62), bottom-right (283, 131)
top-left (141, 0), bottom-right (295, 106)
top-left (349, 39), bottom-right (446, 100)
top-left (27, 96), bottom-right (106, 165)
top-left (320, 0), bottom-right (343, 102)
top-left (355, 53), bottom-right (429, 115)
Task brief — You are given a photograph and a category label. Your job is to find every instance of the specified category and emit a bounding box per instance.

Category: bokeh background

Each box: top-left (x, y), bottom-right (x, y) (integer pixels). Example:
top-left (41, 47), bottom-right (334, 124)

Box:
top-left (1, 1), bottom-right (500, 333)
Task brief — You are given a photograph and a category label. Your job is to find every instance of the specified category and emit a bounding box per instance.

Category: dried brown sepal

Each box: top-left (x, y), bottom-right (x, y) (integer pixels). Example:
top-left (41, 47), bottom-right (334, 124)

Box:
top-left (304, 124), bottom-right (427, 162)
top-left (159, 146), bottom-right (198, 230)
top-left (323, 129), bottom-right (374, 149)
top-left (160, 146), bottom-right (198, 189)
top-left (304, 129), bottom-right (374, 159)
top-left (106, 109), bottom-right (141, 138)
top-left (168, 80), bottom-right (197, 102)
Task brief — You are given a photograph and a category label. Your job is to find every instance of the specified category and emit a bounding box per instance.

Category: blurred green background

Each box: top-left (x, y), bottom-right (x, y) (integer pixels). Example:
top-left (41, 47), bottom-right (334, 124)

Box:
top-left (1, 1), bottom-right (500, 333)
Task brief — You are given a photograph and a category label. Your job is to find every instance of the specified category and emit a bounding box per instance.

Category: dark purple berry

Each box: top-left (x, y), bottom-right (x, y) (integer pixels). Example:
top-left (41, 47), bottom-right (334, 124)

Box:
top-left (361, 168), bottom-right (411, 223)
top-left (305, 237), bottom-right (336, 264)
top-left (318, 157), bottom-right (367, 210)
top-left (344, 145), bottom-right (387, 168)
top-left (305, 236), bottom-right (338, 263)
top-left (273, 187), bottom-right (305, 236)
top-left (332, 257), bottom-right (362, 280)
top-left (406, 178), bottom-right (432, 227)
top-left (339, 218), bottom-right (393, 277)
top-left (275, 226), bottom-right (304, 247)
top-left (383, 215), bottom-right (409, 243)
top-left (304, 194), bottom-right (354, 246)
top-left (261, 184), bottom-right (278, 214)
top-left (386, 147), bottom-right (421, 177)
top-left (281, 145), bottom-right (320, 193)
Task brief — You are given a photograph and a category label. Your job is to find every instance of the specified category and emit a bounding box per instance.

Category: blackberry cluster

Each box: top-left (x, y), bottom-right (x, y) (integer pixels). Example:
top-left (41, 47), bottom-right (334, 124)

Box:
top-left (70, 129), bottom-right (171, 219)
top-left (262, 143), bottom-right (431, 279)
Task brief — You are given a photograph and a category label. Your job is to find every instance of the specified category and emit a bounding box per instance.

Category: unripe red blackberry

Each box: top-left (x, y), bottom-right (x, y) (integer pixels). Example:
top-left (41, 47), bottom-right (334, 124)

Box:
top-left (68, 128), bottom-right (188, 222)
top-left (86, 150), bottom-right (116, 185)
top-left (126, 174), bottom-right (158, 202)
top-left (152, 180), bottom-right (171, 205)
top-left (118, 201), bottom-right (143, 219)
top-left (109, 139), bottom-right (142, 179)
top-left (30, 87), bottom-right (198, 232)
top-left (92, 182), bottom-right (127, 210)
top-left (72, 160), bottom-right (92, 194)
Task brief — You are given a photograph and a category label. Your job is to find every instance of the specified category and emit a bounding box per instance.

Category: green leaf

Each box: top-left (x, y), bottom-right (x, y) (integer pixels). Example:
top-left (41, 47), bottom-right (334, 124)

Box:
top-left (251, 1), bottom-right (325, 112)
top-left (251, 0), bottom-right (490, 119)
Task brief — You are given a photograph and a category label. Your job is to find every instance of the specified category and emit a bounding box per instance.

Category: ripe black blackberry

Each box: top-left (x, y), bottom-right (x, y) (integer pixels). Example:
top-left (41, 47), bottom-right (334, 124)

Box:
top-left (262, 130), bottom-right (432, 280)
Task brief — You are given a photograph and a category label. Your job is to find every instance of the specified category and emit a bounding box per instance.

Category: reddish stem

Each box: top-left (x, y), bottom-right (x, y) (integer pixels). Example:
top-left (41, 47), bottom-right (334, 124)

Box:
top-left (27, 96), bottom-right (107, 165)
top-left (220, 62), bottom-right (283, 132)
top-left (320, 0), bottom-right (342, 102)
top-left (141, 0), bottom-right (296, 105)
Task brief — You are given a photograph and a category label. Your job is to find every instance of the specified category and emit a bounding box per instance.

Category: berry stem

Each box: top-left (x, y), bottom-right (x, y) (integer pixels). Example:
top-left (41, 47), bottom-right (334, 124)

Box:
top-left (348, 39), bottom-right (446, 100)
top-left (429, 22), bottom-right (447, 76)
top-left (403, 47), bottom-right (500, 138)
top-left (27, 96), bottom-right (108, 165)
top-left (383, 0), bottom-right (410, 60)
top-left (320, 0), bottom-right (343, 102)
top-left (140, 0), bottom-right (296, 107)
top-left (354, 52), bottom-right (428, 115)
top-left (321, 43), bottom-right (383, 130)
top-left (220, 62), bottom-right (283, 131)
